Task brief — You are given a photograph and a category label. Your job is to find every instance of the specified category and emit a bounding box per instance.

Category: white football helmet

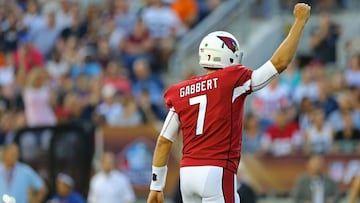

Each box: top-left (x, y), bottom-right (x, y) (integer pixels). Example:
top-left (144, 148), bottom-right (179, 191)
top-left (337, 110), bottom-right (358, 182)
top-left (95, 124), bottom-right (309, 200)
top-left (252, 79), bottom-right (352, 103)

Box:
top-left (199, 31), bottom-right (243, 69)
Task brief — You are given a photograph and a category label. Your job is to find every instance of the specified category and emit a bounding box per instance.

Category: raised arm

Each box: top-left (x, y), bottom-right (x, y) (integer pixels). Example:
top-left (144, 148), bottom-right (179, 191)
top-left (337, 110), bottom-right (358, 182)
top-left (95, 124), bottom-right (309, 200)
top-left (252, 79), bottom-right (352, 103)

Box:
top-left (251, 3), bottom-right (310, 91)
top-left (270, 3), bottom-right (311, 72)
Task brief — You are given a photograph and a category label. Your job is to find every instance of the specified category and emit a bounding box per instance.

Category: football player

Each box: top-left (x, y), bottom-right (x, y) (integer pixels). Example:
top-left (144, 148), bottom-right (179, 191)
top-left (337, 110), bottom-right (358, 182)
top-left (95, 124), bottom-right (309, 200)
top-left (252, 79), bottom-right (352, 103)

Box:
top-left (147, 3), bottom-right (311, 203)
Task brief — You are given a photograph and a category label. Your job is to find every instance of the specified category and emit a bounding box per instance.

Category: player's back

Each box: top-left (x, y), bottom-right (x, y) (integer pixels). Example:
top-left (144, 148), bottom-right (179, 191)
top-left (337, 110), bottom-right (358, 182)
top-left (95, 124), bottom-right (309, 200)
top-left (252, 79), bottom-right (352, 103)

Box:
top-left (164, 65), bottom-right (253, 173)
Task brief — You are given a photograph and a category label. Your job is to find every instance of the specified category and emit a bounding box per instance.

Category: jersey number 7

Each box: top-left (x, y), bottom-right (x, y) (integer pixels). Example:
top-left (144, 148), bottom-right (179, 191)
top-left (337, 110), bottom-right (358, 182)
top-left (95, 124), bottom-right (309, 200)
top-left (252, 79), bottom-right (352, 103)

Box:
top-left (189, 95), bottom-right (207, 135)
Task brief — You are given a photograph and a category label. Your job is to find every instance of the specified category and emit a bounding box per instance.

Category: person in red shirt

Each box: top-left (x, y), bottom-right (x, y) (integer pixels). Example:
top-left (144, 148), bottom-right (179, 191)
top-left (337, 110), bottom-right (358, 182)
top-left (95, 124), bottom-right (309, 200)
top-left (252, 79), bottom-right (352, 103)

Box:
top-left (14, 35), bottom-right (44, 73)
top-left (147, 3), bottom-right (311, 203)
top-left (261, 109), bottom-right (300, 156)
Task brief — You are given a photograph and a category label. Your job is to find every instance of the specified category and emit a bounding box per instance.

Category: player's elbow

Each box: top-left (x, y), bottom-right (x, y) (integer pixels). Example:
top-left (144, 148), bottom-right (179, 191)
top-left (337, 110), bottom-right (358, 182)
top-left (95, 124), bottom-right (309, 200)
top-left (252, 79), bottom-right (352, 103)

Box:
top-left (270, 57), bottom-right (290, 73)
top-left (157, 135), bottom-right (173, 147)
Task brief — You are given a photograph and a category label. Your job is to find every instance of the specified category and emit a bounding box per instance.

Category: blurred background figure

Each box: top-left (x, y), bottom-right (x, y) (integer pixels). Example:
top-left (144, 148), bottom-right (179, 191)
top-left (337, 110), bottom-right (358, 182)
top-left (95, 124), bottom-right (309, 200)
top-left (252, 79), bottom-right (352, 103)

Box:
top-left (261, 108), bottom-right (300, 156)
top-left (0, 143), bottom-right (47, 203)
top-left (349, 173), bottom-right (360, 203)
top-left (251, 78), bottom-right (291, 129)
top-left (309, 11), bottom-right (341, 65)
top-left (292, 155), bottom-right (340, 203)
top-left (344, 53), bottom-right (360, 88)
top-left (303, 107), bottom-right (334, 154)
top-left (95, 84), bottom-right (124, 126)
top-left (242, 112), bottom-right (264, 154)
top-left (23, 68), bottom-right (57, 127)
top-left (47, 173), bottom-right (85, 203)
top-left (87, 151), bottom-right (136, 203)
top-left (333, 110), bottom-right (360, 154)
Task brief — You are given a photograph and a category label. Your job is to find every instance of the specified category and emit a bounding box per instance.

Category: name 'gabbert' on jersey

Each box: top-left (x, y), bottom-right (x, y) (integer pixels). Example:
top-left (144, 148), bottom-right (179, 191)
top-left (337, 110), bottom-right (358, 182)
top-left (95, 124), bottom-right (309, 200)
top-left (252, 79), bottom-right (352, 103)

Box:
top-left (179, 78), bottom-right (219, 98)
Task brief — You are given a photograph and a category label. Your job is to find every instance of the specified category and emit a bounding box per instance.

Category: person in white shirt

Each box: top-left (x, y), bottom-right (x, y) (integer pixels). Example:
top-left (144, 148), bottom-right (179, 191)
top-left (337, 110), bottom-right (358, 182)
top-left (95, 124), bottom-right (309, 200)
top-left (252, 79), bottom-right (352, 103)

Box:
top-left (88, 152), bottom-right (136, 203)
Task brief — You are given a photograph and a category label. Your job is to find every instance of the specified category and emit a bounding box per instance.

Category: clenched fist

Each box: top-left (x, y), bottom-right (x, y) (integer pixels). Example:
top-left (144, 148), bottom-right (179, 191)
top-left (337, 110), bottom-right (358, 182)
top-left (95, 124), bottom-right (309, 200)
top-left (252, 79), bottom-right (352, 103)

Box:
top-left (293, 3), bottom-right (311, 22)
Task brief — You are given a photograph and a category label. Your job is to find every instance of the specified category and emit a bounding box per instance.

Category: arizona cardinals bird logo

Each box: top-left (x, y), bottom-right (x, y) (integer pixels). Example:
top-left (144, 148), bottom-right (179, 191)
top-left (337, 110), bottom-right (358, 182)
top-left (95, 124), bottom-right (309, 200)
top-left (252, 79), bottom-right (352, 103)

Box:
top-left (217, 36), bottom-right (238, 53)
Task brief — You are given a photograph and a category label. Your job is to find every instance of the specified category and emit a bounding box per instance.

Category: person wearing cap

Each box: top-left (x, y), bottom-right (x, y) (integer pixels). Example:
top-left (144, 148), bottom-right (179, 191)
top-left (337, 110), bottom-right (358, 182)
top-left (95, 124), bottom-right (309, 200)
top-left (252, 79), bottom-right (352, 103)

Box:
top-left (47, 173), bottom-right (85, 203)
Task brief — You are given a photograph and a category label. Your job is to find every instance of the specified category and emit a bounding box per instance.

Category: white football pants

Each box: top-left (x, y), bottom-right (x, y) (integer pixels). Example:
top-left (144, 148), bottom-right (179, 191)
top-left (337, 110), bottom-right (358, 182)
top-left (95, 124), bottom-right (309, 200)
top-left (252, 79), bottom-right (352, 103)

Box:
top-left (180, 166), bottom-right (240, 203)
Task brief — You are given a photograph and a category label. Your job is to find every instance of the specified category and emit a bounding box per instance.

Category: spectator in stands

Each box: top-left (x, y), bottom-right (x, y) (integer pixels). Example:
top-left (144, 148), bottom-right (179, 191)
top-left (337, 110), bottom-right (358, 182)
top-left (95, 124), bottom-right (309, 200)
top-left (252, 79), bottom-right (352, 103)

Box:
top-left (303, 107), bottom-right (333, 154)
top-left (293, 155), bottom-right (340, 203)
top-left (30, 9), bottom-right (61, 57)
top-left (141, 0), bottom-right (185, 70)
top-left (142, 0), bottom-right (185, 39)
top-left (313, 77), bottom-right (338, 117)
top-left (310, 11), bottom-right (341, 64)
top-left (251, 78), bottom-right (291, 129)
top-left (60, 7), bottom-right (87, 41)
top-left (103, 60), bottom-right (132, 96)
top-left (46, 50), bottom-right (70, 83)
top-left (47, 173), bottom-right (85, 203)
top-left (95, 85), bottom-right (124, 126)
top-left (0, 143), bottom-right (47, 203)
top-left (261, 108), bottom-right (300, 156)
top-left (242, 113), bottom-right (264, 154)
top-left (117, 95), bottom-right (142, 127)
top-left (103, 17), bottom-right (125, 53)
top-left (51, 0), bottom-right (73, 30)
top-left (329, 70), bottom-right (348, 96)
top-left (61, 36), bottom-right (84, 68)
top-left (22, 0), bottom-right (43, 36)
top-left (328, 92), bottom-right (360, 131)
top-left (349, 173), bottom-right (360, 203)
top-left (14, 34), bottom-right (44, 73)
top-left (114, 0), bottom-right (137, 36)
top-left (120, 17), bottom-right (154, 70)
top-left (70, 47), bottom-right (102, 79)
top-left (88, 151), bottom-right (136, 203)
top-left (137, 88), bottom-right (166, 124)
top-left (23, 68), bottom-right (57, 127)
top-left (344, 53), bottom-right (360, 88)
top-left (298, 97), bottom-right (315, 131)
top-left (0, 112), bottom-right (15, 145)
top-left (0, 52), bottom-right (15, 88)
top-left (293, 66), bottom-right (318, 104)
top-left (0, 11), bottom-right (24, 52)
top-left (333, 110), bottom-right (360, 154)
top-left (96, 37), bottom-right (113, 69)
top-left (131, 58), bottom-right (164, 106)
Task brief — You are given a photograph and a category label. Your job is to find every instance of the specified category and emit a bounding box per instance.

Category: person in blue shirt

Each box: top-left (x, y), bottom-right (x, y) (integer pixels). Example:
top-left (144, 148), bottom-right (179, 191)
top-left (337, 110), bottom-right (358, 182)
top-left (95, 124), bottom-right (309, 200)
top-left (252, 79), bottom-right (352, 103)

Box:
top-left (47, 173), bottom-right (85, 203)
top-left (0, 143), bottom-right (47, 203)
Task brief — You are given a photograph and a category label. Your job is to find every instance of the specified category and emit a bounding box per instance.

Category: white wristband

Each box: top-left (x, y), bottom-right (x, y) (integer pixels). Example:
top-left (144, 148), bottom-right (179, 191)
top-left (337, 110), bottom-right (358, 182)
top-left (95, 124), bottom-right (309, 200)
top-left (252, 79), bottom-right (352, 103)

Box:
top-left (150, 166), bottom-right (168, 191)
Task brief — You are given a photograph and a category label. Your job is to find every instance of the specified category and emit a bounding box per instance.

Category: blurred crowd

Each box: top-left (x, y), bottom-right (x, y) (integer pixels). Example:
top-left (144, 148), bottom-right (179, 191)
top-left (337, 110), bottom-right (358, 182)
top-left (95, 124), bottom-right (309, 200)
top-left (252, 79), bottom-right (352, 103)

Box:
top-left (0, 0), bottom-right (359, 202)
top-left (0, 0), bottom-right (225, 146)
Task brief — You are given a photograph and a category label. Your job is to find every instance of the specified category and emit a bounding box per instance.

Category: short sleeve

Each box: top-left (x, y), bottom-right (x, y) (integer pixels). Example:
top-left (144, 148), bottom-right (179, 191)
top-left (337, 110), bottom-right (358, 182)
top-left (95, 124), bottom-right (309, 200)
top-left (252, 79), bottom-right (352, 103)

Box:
top-left (25, 165), bottom-right (44, 190)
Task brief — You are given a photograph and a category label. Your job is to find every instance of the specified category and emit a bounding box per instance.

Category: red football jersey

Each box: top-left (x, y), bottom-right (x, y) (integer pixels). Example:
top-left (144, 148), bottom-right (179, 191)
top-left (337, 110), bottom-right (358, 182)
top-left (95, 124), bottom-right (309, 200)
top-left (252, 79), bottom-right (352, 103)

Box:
top-left (164, 65), bottom-right (253, 173)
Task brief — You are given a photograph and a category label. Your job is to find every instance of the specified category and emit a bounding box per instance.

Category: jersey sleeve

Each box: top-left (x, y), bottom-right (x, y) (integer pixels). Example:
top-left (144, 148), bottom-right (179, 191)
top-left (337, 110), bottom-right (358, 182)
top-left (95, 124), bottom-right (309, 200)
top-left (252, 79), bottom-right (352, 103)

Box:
top-left (225, 65), bottom-right (254, 95)
top-left (164, 86), bottom-right (176, 111)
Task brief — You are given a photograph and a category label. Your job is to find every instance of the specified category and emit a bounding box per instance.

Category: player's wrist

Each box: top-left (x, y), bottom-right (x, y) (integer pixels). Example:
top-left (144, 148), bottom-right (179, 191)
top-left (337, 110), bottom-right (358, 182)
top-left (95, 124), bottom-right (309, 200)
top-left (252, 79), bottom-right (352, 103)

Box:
top-left (294, 18), bottom-right (308, 25)
top-left (150, 165), bottom-right (168, 191)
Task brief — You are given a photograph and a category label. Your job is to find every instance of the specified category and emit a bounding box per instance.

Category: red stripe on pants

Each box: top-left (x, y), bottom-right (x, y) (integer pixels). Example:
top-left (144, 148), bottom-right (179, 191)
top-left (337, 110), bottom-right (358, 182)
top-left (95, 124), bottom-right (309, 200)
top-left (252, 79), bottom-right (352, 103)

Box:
top-left (222, 168), bottom-right (234, 203)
